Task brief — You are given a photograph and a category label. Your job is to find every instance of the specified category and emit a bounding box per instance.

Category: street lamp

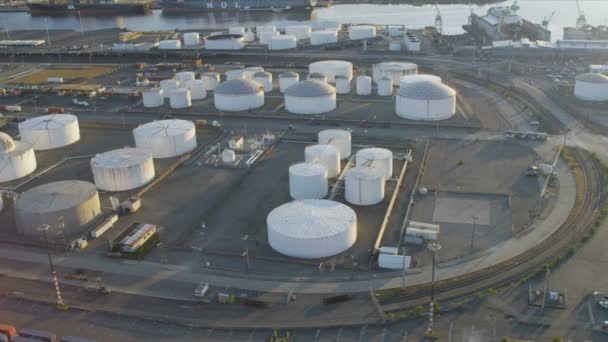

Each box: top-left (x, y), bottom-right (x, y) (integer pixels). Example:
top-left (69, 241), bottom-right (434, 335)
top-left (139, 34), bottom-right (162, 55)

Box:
top-left (427, 242), bottom-right (442, 336)
top-left (39, 224), bottom-right (69, 311)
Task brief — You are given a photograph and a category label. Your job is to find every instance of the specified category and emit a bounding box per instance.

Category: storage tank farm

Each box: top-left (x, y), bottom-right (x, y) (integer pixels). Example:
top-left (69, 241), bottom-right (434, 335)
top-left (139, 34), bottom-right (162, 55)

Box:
top-left (18, 114), bottom-right (80, 151)
top-left (90, 147), bottom-right (155, 192)
top-left (14, 180), bottom-right (101, 239)
top-left (285, 25), bottom-right (311, 40)
top-left (160, 79), bottom-right (179, 98)
top-left (0, 132), bottom-right (37, 183)
top-left (133, 119), bottom-right (197, 158)
top-left (267, 199), bottom-right (357, 259)
top-left (175, 71), bottom-right (195, 84)
top-left (169, 88), bottom-right (192, 109)
top-left (356, 76), bottom-right (372, 95)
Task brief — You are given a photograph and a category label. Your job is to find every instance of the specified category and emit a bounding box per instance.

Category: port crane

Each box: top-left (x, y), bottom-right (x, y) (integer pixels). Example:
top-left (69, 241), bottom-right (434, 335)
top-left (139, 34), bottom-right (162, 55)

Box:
top-left (576, 0), bottom-right (587, 28)
top-left (542, 11), bottom-right (555, 28)
top-left (434, 2), bottom-right (443, 35)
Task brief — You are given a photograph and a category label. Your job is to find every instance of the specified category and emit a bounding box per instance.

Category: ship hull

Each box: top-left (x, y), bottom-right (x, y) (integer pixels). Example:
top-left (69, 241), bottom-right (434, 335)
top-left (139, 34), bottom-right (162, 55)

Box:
top-left (28, 3), bottom-right (151, 15)
top-left (161, 0), bottom-right (315, 13)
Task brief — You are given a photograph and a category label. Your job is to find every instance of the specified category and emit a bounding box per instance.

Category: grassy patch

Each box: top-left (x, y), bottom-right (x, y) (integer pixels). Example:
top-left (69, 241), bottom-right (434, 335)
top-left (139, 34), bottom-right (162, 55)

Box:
top-left (9, 66), bottom-right (115, 84)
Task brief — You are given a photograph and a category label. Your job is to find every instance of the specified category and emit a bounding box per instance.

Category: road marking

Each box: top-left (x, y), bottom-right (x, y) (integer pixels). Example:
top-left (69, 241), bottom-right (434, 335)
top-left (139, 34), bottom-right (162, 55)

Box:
top-left (314, 329), bottom-right (321, 341)
top-left (336, 327), bottom-right (343, 341)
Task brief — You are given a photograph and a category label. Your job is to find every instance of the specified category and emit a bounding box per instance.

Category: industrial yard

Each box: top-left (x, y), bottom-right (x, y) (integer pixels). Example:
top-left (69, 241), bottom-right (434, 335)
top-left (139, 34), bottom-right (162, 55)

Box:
top-left (0, 1), bottom-right (607, 340)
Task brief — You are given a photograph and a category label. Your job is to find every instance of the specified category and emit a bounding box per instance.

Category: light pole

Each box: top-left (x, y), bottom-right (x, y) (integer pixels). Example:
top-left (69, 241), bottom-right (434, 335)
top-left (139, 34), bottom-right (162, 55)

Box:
top-left (39, 224), bottom-right (69, 311)
top-left (427, 242), bottom-right (442, 336)
top-left (470, 215), bottom-right (478, 255)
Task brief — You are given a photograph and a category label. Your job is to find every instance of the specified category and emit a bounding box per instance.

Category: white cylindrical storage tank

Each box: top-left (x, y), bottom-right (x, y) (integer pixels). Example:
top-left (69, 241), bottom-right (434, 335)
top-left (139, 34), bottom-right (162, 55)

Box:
top-left (356, 147), bottom-right (393, 178)
top-left (574, 73), bottom-right (608, 101)
top-left (345, 166), bottom-right (385, 206)
top-left (377, 77), bottom-right (393, 96)
top-left (175, 71), bottom-right (195, 85)
top-left (0, 133), bottom-right (36, 183)
top-left (214, 79), bottom-right (264, 111)
top-left (222, 149), bottom-right (236, 163)
top-left (289, 162), bottom-right (328, 200)
top-left (307, 72), bottom-right (328, 84)
top-left (183, 32), bottom-right (200, 46)
top-left (226, 69), bottom-right (246, 81)
top-left (389, 39), bottom-right (402, 51)
top-left (90, 147), bottom-right (155, 192)
top-left (285, 80), bottom-right (336, 115)
top-left (356, 76), bottom-right (372, 95)
top-left (243, 30), bottom-right (255, 42)
top-left (241, 66), bottom-right (264, 80)
top-left (201, 72), bottom-right (220, 91)
top-left (267, 199), bottom-right (357, 259)
top-left (349, 25), bottom-right (376, 40)
top-left (159, 39), bottom-right (181, 49)
top-left (133, 119), bottom-right (197, 158)
top-left (14, 180), bottom-right (101, 239)
top-left (229, 26), bottom-right (245, 35)
top-left (309, 60), bottom-right (354, 83)
top-left (304, 144), bottom-right (341, 178)
top-left (205, 34), bottom-right (245, 50)
top-left (185, 79), bottom-right (206, 100)
top-left (169, 88), bottom-right (192, 109)
top-left (335, 75), bottom-right (351, 94)
top-left (279, 71), bottom-right (299, 93)
top-left (160, 79), bottom-right (179, 98)
top-left (259, 30), bottom-right (279, 45)
top-left (256, 25), bottom-right (276, 38)
top-left (318, 129), bottom-right (351, 159)
top-left (285, 25), bottom-right (311, 40)
top-left (268, 35), bottom-right (297, 50)
top-left (253, 71), bottom-right (273, 92)
top-left (19, 114), bottom-right (80, 151)
top-left (396, 80), bottom-right (456, 121)
top-left (372, 62), bottom-right (418, 84)
top-left (142, 88), bottom-right (164, 108)
top-left (399, 74), bottom-right (442, 88)
top-left (310, 30), bottom-right (338, 45)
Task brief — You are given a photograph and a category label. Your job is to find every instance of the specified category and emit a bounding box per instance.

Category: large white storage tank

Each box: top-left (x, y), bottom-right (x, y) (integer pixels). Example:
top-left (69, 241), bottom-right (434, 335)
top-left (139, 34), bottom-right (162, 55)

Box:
top-left (19, 114), bottom-right (80, 151)
top-left (396, 80), bottom-right (456, 121)
top-left (225, 69), bottom-right (246, 81)
top-left (176, 71), bottom-right (195, 85)
top-left (310, 30), bottom-right (338, 45)
top-left (279, 71), bottom-right (299, 93)
top-left (372, 62), bottom-right (418, 84)
top-left (229, 26), bottom-right (245, 35)
top-left (159, 39), bottom-right (181, 49)
top-left (0, 132), bottom-right (36, 183)
top-left (169, 88), bottom-right (192, 109)
top-left (183, 32), bottom-right (200, 46)
top-left (160, 79), bottom-right (179, 98)
top-left (259, 30), bottom-right (279, 45)
top-left (268, 35), bottom-right (297, 50)
top-left (185, 79), bottom-right (206, 100)
top-left (309, 60), bottom-right (354, 83)
top-left (356, 147), bottom-right (393, 178)
top-left (205, 34), bottom-right (245, 50)
top-left (345, 167), bottom-right (385, 206)
top-left (304, 144), bottom-right (341, 178)
top-left (133, 119), bottom-right (197, 158)
top-left (14, 180), bottom-right (101, 239)
top-left (318, 129), bottom-right (351, 159)
top-left (90, 147), bottom-right (155, 192)
top-left (574, 73), bottom-right (608, 101)
top-left (253, 71), bottom-right (273, 92)
top-left (307, 72), bottom-right (328, 84)
top-left (285, 80), bottom-right (336, 115)
top-left (399, 74), bottom-right (442, 88)
top-left (242, 30), bottom-right (255, 42)
top-left (256, 25), bottom-right (276, 38)
top-left (349, 25), bottom-right (376, 40)
top-left (285, 25), bottom-right (311, 40)
top-left (201, 72), bottom-right (220, 91)
top-left (267, 199), bottom-right (357, 259)
top-left (335, 75), bottom-right (351, 94)
top-left (377, 77), bottom-right (393, 96)
top-left (356, 76), bottom-right (372, 95)
top-left (214, 79), bottom-right (264, 111)
top-left (142, 88), bottom-right (164, 108)
top-left (289, 162), bottom-right (328, 200)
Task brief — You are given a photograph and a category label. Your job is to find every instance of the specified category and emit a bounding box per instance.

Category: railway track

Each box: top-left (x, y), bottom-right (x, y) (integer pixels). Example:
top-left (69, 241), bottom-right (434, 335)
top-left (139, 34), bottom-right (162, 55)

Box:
top-left (380, 145), bottom-right (602, 314)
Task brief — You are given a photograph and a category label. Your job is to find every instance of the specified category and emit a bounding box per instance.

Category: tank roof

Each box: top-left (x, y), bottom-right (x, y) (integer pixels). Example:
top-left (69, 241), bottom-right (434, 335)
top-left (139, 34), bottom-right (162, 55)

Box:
top-left (16, 180), bottom-right (97, 213)
top-left (19, 114), bottom-right (78, 131)
top-left (289, 162), bottom-right (327, 176)
top-left (398, 80), bottom-right (456, 100)
top-left (0, 132), bottom-right (15, 153)
top-left (280, 71), bottom-right (299, 78)
top-left (133, 119), bottom-right (194, 137)
top-left (576, 73), bottom-right (608, 83)
top-left (91, 148), bottom-right (152, 168)
top-left (215, 79), bottom-right (263, 95)
top-left (285, 80), bottom-right (336, 97)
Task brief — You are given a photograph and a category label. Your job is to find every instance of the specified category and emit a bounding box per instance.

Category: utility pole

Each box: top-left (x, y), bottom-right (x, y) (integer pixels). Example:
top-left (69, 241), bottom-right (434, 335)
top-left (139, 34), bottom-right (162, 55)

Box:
top-left (243, 248), bottom-right (250, 273)
top-left (427, 242), bottom-right (442, 336)
top-left (39, 224), bottom-right (69, 311)
top-left (470, 215), bottom-right (478, 255)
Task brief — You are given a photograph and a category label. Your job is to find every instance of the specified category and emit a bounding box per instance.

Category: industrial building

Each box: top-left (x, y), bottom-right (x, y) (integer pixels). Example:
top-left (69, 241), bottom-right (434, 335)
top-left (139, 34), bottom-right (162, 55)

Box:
top-left (90, 147), bottom-right (155, 192)
top-left (396, 80), bottom-right (456, 121)
top-left (133, 119), bottom-right (197, 158)
top-left (14, 180), bottom-right (101, 239)
top-left (18, 114), bottom-right (80, 151)
top-left (267, 199), bottom-right (357, 259)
